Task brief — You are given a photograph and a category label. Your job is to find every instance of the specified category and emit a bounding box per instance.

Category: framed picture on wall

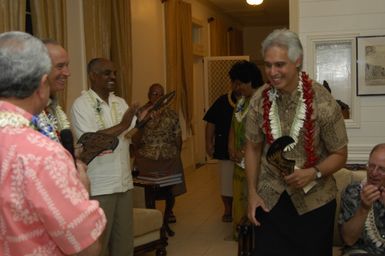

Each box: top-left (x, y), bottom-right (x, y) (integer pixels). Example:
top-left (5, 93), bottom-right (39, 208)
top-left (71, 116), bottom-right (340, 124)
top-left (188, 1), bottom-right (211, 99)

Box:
top-left (356, 35), bottom-right (385, 96)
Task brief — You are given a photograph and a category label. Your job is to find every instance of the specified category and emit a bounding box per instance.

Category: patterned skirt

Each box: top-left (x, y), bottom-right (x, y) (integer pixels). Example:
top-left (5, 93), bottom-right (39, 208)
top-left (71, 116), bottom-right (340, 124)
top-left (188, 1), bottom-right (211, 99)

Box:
top-left (135, 154), bottom-right (187, 197)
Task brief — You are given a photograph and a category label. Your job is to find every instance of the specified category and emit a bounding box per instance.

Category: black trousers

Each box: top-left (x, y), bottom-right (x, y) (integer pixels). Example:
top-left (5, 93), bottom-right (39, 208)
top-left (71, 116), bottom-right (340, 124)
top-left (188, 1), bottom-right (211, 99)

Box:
top-left (253, 192), bottom-right (336, 256)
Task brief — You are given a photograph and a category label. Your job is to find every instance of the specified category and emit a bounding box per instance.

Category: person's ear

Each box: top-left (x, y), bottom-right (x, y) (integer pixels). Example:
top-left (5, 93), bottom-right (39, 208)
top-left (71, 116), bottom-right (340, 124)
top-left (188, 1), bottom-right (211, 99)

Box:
top-left (295, 56), bottom-right (302, 69)
top-left (89, 71), bottom-right (95, 81)
top-left (35, 74), bottom-right (49, 100)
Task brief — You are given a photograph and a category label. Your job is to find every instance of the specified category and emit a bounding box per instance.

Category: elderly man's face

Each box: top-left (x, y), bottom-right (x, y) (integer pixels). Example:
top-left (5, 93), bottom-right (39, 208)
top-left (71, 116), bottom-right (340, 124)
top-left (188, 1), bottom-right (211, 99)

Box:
top-left (92, 60), bottom-right (117, 93)
top-left (367, 148), bottom-right (385, 188)
top-left (46, 44), bottom-right (70, 95)
top-left (148, 85), bottom-right (164, 104)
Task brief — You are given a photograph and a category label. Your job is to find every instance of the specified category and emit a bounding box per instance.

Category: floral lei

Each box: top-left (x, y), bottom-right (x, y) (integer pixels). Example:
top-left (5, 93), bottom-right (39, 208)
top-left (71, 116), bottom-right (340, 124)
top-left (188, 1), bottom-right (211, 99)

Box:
top-left (262, 71), bottom-right (317, 168)
top-left (85, 90), bottom-right (119, 129)
top-left (0, 112), bottom-right (30, 128)
top-left (0, 111), bottom-right (59, 141)
top-left (34, 102), bottom-right (71, 141)
top-left (365, 207), bottom-right (385, 248)
top-left (48, 104), bottom-right (70, 131)
top-left (33, 113), bottom-right (60, 142)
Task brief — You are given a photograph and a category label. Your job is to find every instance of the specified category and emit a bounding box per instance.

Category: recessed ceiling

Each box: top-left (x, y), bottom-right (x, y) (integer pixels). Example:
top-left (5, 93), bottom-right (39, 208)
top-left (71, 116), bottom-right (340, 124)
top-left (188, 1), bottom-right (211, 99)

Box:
top-left (206, 0), bottom-right (289, 27)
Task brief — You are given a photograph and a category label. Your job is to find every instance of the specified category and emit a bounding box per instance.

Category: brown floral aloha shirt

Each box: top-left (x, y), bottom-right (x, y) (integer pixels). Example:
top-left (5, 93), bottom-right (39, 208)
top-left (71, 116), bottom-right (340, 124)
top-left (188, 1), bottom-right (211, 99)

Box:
top-left (138, 107), bottom-right (181, 160)
top-left (245, 81), bottom-right (348, 215)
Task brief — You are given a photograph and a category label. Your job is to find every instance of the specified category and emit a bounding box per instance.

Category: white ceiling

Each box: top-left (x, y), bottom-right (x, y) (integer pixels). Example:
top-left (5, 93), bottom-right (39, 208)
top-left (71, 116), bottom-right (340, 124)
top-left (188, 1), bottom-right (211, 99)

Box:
top-left (206, 0), bottom-right (289, 27)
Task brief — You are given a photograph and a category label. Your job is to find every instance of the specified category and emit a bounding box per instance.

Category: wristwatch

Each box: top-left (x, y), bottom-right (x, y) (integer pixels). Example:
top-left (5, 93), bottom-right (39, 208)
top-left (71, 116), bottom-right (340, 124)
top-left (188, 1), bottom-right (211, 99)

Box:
top-left (313, 166), bottom-right (322, 180)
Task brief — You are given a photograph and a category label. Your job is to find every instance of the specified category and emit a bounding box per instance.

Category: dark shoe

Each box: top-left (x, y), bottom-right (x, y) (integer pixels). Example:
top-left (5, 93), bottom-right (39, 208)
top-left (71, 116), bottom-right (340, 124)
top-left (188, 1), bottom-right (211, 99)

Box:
top-left (222, 214), bottom-right (233, 223)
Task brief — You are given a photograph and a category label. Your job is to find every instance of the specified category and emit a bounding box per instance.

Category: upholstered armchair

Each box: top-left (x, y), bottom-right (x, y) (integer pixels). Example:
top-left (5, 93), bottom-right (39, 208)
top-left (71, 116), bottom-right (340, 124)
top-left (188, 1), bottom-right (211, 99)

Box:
top-left (133, 186), bottom-right (168, 255)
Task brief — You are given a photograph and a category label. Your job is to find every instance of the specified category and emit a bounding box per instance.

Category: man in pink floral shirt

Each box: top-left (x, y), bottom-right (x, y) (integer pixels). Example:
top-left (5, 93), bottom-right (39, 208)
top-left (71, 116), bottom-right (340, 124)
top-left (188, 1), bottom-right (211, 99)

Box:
top-left (0, 32), bottom-right (106, 255)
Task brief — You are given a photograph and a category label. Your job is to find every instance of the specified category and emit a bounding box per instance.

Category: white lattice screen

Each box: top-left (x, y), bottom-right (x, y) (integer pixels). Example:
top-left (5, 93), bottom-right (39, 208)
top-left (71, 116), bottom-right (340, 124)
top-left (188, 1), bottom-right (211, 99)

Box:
top-left (203, 56), bottom-right (249, 109)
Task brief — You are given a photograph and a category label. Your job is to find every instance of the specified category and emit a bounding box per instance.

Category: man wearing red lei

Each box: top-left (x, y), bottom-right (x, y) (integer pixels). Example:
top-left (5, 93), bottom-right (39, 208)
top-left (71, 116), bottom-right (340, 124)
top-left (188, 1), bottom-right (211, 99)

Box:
top-left (244, 29), bottom-right (348, 256)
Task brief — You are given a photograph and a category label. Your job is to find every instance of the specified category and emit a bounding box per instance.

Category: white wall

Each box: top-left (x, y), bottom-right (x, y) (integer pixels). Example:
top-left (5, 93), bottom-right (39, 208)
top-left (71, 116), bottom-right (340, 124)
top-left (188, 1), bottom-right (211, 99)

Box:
top-left (298, 0), bottom-right (385, 162)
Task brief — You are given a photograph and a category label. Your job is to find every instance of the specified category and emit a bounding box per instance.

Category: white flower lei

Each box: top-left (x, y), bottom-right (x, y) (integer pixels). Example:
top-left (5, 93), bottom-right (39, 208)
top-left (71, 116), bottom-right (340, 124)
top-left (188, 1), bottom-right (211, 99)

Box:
top-left (268, 73), bottom-right (306, 151)
top-left (234, 97), bottom-right (250, 122)
top-left (0, 112), bottom-right (30, 128)
top-left (0, 111), bottom-right (59, 142)
top-left (365, 207), bottom-right (385, 248)
top-left (51, 105), bottom-right (70, 130)
top-left (85, 90), bottom-right (119, 129)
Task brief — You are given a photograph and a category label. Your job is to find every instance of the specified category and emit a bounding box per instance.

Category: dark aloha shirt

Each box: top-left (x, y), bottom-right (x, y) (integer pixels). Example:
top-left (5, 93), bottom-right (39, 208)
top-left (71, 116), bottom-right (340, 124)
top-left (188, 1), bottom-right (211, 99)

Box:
top-left (138, 107), bottom-right (180, 160)
top-left (339, 182), bottom-right (385, 255)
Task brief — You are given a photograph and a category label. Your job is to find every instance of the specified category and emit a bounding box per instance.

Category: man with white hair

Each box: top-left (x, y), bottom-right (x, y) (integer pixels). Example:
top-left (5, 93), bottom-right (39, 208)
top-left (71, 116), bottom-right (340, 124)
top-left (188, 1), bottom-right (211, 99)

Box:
top-left (0, 31), bottom-right (106, 256)
top-left (34, 39), bottom-right (71, 143)
top-left (244, 29), bottom-right (348, 256)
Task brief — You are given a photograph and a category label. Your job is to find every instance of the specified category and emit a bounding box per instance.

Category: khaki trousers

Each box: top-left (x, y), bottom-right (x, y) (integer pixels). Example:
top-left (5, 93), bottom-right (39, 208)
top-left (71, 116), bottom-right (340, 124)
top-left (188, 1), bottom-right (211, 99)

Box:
top-left (92, 190), bottom-right (133, 256)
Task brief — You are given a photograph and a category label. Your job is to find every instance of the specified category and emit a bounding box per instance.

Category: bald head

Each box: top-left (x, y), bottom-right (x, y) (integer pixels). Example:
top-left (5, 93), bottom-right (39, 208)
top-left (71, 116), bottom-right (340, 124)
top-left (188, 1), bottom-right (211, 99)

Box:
top-left (87, 58), bottom-right (117, 96)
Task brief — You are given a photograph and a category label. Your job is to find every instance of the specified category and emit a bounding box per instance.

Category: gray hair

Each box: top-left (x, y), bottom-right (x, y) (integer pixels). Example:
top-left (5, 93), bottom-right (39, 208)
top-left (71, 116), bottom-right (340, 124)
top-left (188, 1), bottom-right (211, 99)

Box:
top-left (0, 31), bottom-right (52, 99)
top-left (261, 29), bottom-right (303, 70)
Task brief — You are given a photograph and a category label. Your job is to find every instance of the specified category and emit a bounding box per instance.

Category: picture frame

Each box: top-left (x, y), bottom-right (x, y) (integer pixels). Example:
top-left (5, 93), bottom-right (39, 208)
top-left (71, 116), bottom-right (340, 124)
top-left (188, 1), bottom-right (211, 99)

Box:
top-left (356, 35), bottom-right (385, 96)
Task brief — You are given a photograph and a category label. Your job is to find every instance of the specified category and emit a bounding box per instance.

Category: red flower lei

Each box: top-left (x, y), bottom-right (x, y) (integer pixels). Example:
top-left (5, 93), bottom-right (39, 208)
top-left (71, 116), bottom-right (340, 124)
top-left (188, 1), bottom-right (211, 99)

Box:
top-left (262, 72), bottom-right (318, 168)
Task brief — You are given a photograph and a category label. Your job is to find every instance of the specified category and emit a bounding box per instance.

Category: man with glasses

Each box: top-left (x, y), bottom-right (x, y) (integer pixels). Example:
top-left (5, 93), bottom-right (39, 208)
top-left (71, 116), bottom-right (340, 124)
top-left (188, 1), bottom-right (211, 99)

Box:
top-left (339, 143), bottom-right (385, 256)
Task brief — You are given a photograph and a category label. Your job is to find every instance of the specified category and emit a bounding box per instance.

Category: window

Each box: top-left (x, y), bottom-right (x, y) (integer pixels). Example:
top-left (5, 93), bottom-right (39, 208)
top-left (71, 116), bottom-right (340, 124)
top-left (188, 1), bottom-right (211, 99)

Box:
top-left (315, 41), bottom-right (352, 108)
top-left (307, 34), bottom-right (360, 128)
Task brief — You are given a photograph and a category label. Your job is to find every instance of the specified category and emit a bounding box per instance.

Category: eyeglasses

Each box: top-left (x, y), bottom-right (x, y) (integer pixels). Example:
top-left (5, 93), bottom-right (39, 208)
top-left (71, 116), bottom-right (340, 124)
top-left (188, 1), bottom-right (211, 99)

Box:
top-left (366, 163), bottom-right (385, 174)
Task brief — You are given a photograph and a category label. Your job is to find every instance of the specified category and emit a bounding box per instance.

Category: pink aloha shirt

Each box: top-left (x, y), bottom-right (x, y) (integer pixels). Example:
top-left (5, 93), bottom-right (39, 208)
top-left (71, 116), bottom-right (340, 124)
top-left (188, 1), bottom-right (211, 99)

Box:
top-left (0, 101), bottom-right (106, 256)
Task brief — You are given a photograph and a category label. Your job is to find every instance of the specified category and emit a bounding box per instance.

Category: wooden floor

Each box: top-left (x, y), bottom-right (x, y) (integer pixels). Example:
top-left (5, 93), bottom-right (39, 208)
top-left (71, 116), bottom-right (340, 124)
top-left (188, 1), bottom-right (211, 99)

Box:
top-left (144, 162), bottom-right (237, 256)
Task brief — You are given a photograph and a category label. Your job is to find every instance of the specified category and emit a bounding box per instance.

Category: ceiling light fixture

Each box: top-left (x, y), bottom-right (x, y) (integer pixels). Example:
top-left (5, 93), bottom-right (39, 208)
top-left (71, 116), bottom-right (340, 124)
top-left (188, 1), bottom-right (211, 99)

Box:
top-left (246, 0), bottom-right (263, 5)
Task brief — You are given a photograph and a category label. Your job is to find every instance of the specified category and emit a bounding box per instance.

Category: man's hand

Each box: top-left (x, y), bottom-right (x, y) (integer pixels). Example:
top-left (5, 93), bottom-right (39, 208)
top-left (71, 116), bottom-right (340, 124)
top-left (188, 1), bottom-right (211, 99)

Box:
top-left (360, 183), bottom-right (381, 210)
top-left (284, 168), bottom-right (316, 189)
top-left (247, 192), bottom-right (269, 226)
top-left (137, 104), bottom-right (154, 121)
top-left (121, 103), bottom-right (140, 128)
